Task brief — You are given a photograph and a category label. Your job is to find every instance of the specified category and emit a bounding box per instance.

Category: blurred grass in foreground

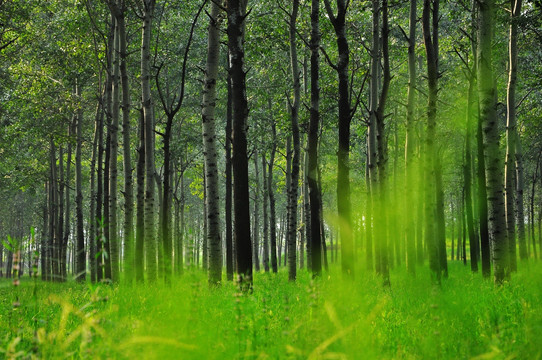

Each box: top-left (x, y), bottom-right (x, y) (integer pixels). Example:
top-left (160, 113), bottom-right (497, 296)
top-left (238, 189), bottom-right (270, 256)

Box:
top-left (1, 261), bottom-right (542, 359)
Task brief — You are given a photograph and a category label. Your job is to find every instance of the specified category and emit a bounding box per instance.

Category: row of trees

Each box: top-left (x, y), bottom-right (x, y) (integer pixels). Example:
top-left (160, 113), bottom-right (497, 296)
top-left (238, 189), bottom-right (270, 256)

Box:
top-left (1, 0), bottom-right (541, 287)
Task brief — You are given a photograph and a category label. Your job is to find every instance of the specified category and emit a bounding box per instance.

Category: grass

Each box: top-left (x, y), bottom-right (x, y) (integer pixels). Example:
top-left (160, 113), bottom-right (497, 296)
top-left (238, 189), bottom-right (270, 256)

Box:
top-left (1, 261), bottom-right (542, 359)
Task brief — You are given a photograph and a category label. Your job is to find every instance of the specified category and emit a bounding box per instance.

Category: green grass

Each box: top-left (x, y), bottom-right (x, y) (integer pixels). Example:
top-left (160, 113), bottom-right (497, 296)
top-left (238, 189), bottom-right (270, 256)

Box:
top-left (2, 262), bottom-right (542, 359)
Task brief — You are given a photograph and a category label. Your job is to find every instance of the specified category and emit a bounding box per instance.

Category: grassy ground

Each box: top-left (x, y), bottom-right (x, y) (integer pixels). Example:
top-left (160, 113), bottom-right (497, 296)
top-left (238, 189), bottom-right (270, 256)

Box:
top-left (1, 261), bottom-right (542, 359)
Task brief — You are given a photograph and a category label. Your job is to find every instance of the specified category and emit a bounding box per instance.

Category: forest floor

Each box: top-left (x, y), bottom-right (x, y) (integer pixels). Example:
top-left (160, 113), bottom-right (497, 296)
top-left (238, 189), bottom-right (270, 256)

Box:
top-left (1, 261), bottom-right (541, 359)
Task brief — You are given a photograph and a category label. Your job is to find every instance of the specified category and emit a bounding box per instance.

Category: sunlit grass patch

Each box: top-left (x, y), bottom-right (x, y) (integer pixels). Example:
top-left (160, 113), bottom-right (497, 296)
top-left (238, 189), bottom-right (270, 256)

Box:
top-left (1, 262), bottom-right (541, 359)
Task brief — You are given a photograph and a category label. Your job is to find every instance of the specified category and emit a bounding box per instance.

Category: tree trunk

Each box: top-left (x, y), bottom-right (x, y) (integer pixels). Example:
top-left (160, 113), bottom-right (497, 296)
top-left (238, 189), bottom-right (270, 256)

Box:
top-left (262, 153), bottom-right (270, 272)
top-left (286, 0), bottom-right (301, 282)
top-left (142, 0), bottom-right (157, 283)
top-left (202, 0), bottom-right (223, 285)
top-left (118, 8), bottom-right (134, 284)
top-left (478, 0), bottom-right (508, 284)
top-left (323, 0), bottom-right (353, 276)
top-left (225, 70), bottom-right (234, 280)
top-left (253, 151), bottom-right (260, 272)
top-left (58, 143), bottom-right (64, 279)
top-left (89, 100), bottom-right (101, 283)
top-left (515, 132), bottom-right (527, 260)
top-left (96, 87), bottom-right (106, 282)
top-left (228, 0), bottom-right (252, 289)
top-left (477, 86), bottom-right (491, 277)
top-left (365, 157), bottom-right (373, 271)
top-left (376, 0), bottom-right (391, 285)
top-left (75, 81), bottom-right (85, 282)
top-left (505, 0), bottom-right (523, 268)
top-left (303, 147), bottom-right (310, 270)
top-left (109, 23), bottom-right (120, 282)
top-left (135, 109), bottom-right (145, 283)
top-left (465, 75), bottom-right (478, 272)
top-left (269, 120), bottom-right (278, 273)
top-left (422, 0), bottom-right (442, 283)
top-left (308, 0), bottom-right (322, 277)
top-left (404, 0), bottom-right (417, 275)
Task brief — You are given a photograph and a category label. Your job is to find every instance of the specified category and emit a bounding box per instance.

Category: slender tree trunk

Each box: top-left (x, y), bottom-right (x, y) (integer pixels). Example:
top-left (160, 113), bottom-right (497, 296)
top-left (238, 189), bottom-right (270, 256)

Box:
top-left (405, 0), bottom-right (417, 275)
top-left (516, 133), bottom-right (527, 260)
top-left (422, 0), bottom-right (441, 283)
top-left (202, 0), bottom-right (223, 285)
top-left (142, 0), bottom-right (157, 283)
top-left (286, 0), bottom-right (301, 282)
top-left (96, 94), bottom-right (105, 282)
top-left (75, 81), bottom-right (85, 282)
top-left (365, 157), bottom-right (373, 271)
top-left (58, 144), bottom-right (64, 279)
top-left (225, 71), bottom-right (234, 281)
top-left (324, 0), bottom-right (353, 277)
top-left (135, 110), bottom-right (145, 283)
top-left (376, 0), bottom-right (391, 285)
top-left (109, 23), bottom-right (120, 282)
top-left (478, 0), bottom-right (508, 284)
top-left (505, 0), bottom-right (523, 268)
top-left (62, 125), bottom-right (72, 281)
top-left (308, 0), bottom-right (322, 276)
top-left (103, 20), bottom-right (114, 281)
top-left (262, 153), bottom-right (270, 272)
top-left (303, 147), bottom-right (311, 271)
top-left (41, 191), bottom-right (47, 280)
top-left (253, 151), bottom-right (261, 272)
top-left (269, 121), bottom-right (278, 273)
top-left (465, 75), bottom-right (478, 272)
top-left (477, 85), bottom-right (491, 277)
top-left (462, 193), bottom-right (467, 265)
top-left (228, 0), bottom-right (252, 289)
top-left (90, 100), bottom-right (101, 283)
top-left (118, 9), bottom-right (134, 284)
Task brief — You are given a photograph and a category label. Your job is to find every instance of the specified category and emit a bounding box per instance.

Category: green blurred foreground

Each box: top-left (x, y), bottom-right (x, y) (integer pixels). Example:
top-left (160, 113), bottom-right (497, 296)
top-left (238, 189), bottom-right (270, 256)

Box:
top-left (1, 262), bottom-right (541, 359)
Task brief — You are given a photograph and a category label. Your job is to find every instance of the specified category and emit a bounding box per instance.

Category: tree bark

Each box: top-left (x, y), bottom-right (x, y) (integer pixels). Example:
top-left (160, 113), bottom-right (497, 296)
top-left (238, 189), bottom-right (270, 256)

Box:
top-left (269, 120), bottom-right (278, 273)
top-left (135, 110), bottom-right (145, 283)
top-left (422, 0), bottom-right (441, 283)
top-left (465, 75), bottom-right (478, 272)
top-left (225, 69), bottom-right (234, 280)
top-left (505, 0), bottom-right (523, 268)
top-left (307, 0), bottom-right (322, 276)
top-left (109, 22), bottom-right (120, 282)
top-left (90, 100), bottom-right (102, 283)
top-left (118, 6), bottom-right (134, 283)
top-left (515, 132), bottom-right (527, 260)
top-left (228, 0), bottom-right (252, 289)
top-left (478, 0), bottom-right (508, 284)
top-left (75, 81), bottom-right (86, 282)
top-left (142, 0), bottom-right (157, 283)
top-left (286, 0), bottom-right (301, 282)
top-left (323, 0), bottom-right (353, 276)
top-left (253, 151), bottom-right (260, 272)
top-left (404, 0), bottom-right (417, 275)
top-left (262, 153), bottom-right (270, 272)
top-left (202, 0), bottom-right (223, 285)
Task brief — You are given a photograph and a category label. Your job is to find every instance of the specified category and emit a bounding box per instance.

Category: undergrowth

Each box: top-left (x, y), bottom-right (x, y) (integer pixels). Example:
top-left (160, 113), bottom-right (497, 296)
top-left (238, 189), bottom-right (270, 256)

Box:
top-left (1, 262), bottom-right (541, 359)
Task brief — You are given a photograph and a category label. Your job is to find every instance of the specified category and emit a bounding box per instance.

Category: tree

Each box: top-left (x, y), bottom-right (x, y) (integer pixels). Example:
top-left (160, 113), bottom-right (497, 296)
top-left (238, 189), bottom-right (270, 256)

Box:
top-left (505, 0), bottom-right (524, 269)
top-left (404, 0), bottom-right (417, 275)
top-left (202, 0), bottom-right (223, 285)
top-left (142, 0), bottom-right (157, 282)
top-left (308, 0), bottom-right (322, 277)
top-left (323, 0), bottom-right (354, 276)
top-left (478, 0), bottom-right (508, 284)
top-left (228, 0), bottom-right (252, 289)
top-left (285, 0), bottom-right (301, 282)
top-left (75, 81), bottom-right (85, 282)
